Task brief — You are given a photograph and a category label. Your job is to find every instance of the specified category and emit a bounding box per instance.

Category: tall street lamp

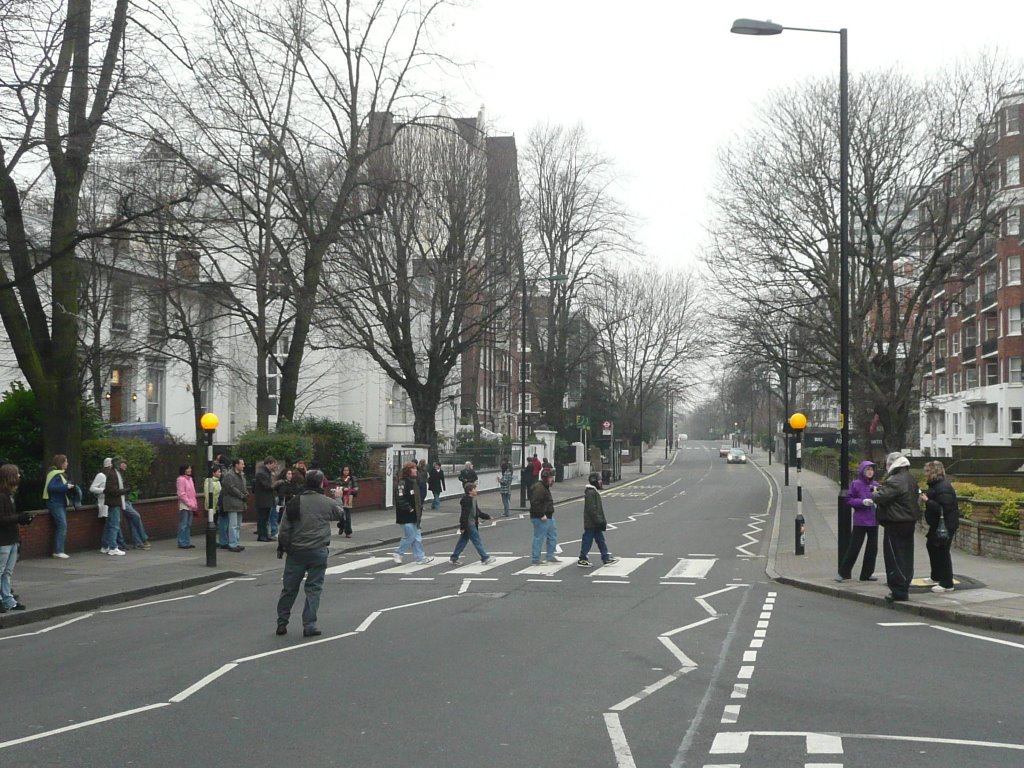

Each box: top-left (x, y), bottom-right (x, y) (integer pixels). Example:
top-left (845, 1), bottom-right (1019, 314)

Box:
top-left (731, 17), bottom-right (851, 571)
top-left (519, 272), bottom-right (566, 508)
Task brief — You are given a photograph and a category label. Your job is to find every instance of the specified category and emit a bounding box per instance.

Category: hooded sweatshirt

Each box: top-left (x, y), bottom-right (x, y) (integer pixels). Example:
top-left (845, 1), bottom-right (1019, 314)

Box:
top-left (846, 460), bottom-right (880, 527)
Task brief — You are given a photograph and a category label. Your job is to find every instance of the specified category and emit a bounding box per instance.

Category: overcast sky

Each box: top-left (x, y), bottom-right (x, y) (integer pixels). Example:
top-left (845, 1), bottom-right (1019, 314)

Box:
top-left (440, 1), bottom-right (1024, 271)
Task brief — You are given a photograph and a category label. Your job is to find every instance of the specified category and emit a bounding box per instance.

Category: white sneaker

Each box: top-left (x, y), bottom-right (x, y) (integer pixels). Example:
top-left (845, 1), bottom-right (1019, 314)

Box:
top-left (108, 548), bottom-right (126, 556)
top-left (392, 553), bottom-right (403, 564)
top-left (100, 547), bottom-right (109, 554)
top-left (52, 553), bottom-right (70, 559)
top-left (482, 557), bottom-right (497, 565)
top-left (931, 585), bottom-right (954, 593)
top-left (415, 556), bottom-right (434, 564)
top-left (555, 544), bottom-right (563, 554)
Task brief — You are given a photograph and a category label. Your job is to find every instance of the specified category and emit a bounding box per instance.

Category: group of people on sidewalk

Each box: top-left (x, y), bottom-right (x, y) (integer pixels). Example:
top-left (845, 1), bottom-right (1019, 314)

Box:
top-left (836, 452), bottom-right (959, 603)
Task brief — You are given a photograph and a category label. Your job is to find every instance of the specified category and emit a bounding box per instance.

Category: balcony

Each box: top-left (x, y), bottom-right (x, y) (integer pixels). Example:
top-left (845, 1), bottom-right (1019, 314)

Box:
top-left (934, 356), bottom-right (946, 370)
top-left (981, 290), bottom-right (998, 308)
top-left (962, 345), bottom-right (977, 362)
top-left (495, 370), bottom-right (510, 387)
top-left (982, 337), bottom-right (999, 356)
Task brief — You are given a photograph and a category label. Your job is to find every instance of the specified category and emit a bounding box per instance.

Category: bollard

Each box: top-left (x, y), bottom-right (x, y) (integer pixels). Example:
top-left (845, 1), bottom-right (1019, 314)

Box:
top-left (789, 412), bottom-right (806, 556)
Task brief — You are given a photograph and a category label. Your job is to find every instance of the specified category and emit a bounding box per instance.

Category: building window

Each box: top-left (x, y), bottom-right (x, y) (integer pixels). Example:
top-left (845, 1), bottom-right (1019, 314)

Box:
top-left (1007, 155), bottom-right (1021, 187)
top-left (522, 361), bottom-right (532, 382)
top-left (966, 366), bottom-right (979, 388)
top-left (952, 333), bottom-right (961, 356)
top-left (1010, 356), bottom-right (1023, 384)
top-left (986, 361), bottom-right (999, 385)
top-left (111, 284), bottom-right (130, 331)
top-left (952, 413), bottom-right (959, 435)
top-left (938, 375), bottom-right (948, 395)
top-left (1009, 208), bottom-right (1021, 238)
top-left (1008, 106), bottom-right (1021, 136)
top-left (952, 373), bottom-right (961, 393)
top-left (1012, 407), bottom-right (1023, 435)
top-left (147, 295), bottom-right (167, 339)
top-left (524, 393), bottom-right (533, 413)
top-left (966, 410), bottom-right (975, 432)
top-left (1009, 255), bottom-right (1022, 286)
top-left (1010, 306), bottom-right (1022, 336)
top-left (964, 323), bottom-right (977, 349)
top-left (145, 363), bottom-right (165, 423)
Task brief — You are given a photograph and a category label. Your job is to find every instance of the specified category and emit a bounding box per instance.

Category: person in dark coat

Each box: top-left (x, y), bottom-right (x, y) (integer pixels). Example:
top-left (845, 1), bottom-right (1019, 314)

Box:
top-left (448, 482), bottom-right (495, 565)
top-left (457, 461), bottom-right (477, 486)
top-left (529, 469), bottom-right (557, 564)
top-left (392, 462), bottom-right (431, 564)
top-left (577, 472), bottom-right (618, 567)
top-left (872, 452), bottom-right (923, 603)
top-left (428, 462), bottom-right (446, 510)
top-left (0, 464), bottom-right (31, 612)
top-left (921, 460), bottom-right (959, 593)
top-left (836, 460), bottom-right (881, 582)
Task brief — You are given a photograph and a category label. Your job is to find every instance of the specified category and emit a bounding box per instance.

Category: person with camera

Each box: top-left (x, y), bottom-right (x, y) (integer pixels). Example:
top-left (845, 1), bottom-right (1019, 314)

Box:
top-left (921, 460), bottom-right (959, 594)
top-left (43, 454), bottom-right (77, 559)
top-left (0, 463), bottom-right (32, 612)
top-left (275, 470), bottom-right (347, 637)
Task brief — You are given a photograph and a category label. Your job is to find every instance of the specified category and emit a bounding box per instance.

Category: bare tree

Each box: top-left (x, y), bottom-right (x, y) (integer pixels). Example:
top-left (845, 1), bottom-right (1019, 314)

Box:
top-left (520, 123), bottom-right (635, 434)
top-left (318, 114), bottom-right (518, 453)
top-left (594, 269), bottom-right (706, 446)
top-left (705, 60), bottom-right (1019, 450)
top-left (144, 0), bottom-right (449, 429)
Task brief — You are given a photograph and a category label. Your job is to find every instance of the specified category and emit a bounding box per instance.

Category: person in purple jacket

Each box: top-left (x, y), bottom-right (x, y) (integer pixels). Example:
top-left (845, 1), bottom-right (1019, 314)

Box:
top-left (835, 460), bottom-right (881, 582)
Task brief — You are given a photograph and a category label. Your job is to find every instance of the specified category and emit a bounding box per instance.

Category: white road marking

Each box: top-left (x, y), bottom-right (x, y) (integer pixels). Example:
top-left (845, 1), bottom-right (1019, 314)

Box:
top-left (932, 625), bottom-right (1024, 649)
top-left (731, 683), bottom-right (748, 699)
top-left (340, 577), bottom-right (374, 581)
top-left (377, 559), bottom-right (442, 575)
top-left (637, 552), bottom-right (663, 556)
top-left (753, 629), bottom-right (767, 638)
top-left (603, 713), bottom-right (638, 768)
top-left (750, 639), bottom-right (764, 648)
top-left (198, 582), bottom-right (233, 595)
top-left (737, 666), bottom-right (754, 679)
top-left (593, 580), bottom-right (631, 584)
top-left (325, 557), bottom-right (391, 575)
top-left (660, 581), bottom-right (697, 586)
top-left (448, 556), bottom-right (520, 574)
top-left (756, 620), bottom-right (769, 628)
top-left (515, 559), bottom-right (578, 575)
top-left (584, 557), bottom-right (650, 578)
top-left (0, 703), bottom-right (171, 750)
top-left (721, 705), bottom-right (740, 724)
top-left (169, 663), bottom-right (237, 702)
top-left (807, 733), bottom-right (844, 753)
top-left (527, 578), bottom-right (562, 583)
top-left (100, 595), bottom-right (194, 613)
top-left (610, 671), bottom-right (688, 711)
top-left (399, 577), bottom-right (434, 581)
top-left (663, 558), bottom-right (717, 580)
top-left (355, 612), bottom-right (380, 632)
top-left (0, 613), bottom-right (95, 642)
top-left (661, 616), bottom-right (718, 638)
top-left (743, 651), bottom-right (756, 662)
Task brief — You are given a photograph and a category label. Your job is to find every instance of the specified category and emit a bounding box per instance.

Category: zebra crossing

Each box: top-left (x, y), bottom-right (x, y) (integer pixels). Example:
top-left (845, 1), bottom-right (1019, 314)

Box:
top-left (326, 554), bottom-right (719, 583)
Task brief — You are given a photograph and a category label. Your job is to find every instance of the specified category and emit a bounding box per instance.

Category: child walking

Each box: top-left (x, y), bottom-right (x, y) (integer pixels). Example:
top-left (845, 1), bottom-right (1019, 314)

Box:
top-left (450, 483), bottom-right (497, 566)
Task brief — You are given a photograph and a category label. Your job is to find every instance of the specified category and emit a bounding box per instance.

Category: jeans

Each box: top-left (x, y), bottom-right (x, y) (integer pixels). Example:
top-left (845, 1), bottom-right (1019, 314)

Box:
top-left (178, 509), bottom-right (193, 547)
top-left (395, 523), bottom-right (425, 560)
top-left (227, 512), bottom-right (241, 548)
top-left (217, 512), bottom-right (230, 546)
top-left (580, 528), bottom-right (610, 562)
top-left (451, 526), bottom-right (490, 562)
top-left (103, 506), bottom-right (123, 550)
top-left (269, 504), bottom-right (281, 537)
top-left (0, 543), bottom-right (18, 609)
top-left (531, 518), bottom-right (558, 562)
top-left (431, 491), bottom-right (441, 510)
top-left (276, 546), bottom-right (329, 629)
top-left (500, 493), bottom-right (511, 517)
top-left (337, 507), bottom-right (352, 536)
top-left (123, 501), bottom-right (148, 545)
top-left (47, 500), bottom-right (67, 555)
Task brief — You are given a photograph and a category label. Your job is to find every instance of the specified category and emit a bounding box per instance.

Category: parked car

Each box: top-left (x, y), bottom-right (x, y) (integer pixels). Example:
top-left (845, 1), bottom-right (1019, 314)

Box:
top-left (727, 448), bottom-right (748, 464)
top-left (719, 445), bottom-right (731, 457)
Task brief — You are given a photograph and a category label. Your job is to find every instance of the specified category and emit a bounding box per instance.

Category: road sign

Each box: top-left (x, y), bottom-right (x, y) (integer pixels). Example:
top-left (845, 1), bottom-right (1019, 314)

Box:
top-left (602, 420), bottom-right (613, 436)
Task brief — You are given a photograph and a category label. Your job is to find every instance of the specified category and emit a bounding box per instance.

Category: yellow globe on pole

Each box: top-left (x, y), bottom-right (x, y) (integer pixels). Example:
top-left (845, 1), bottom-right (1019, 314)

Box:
top-left (200, 412), bottom-right (220, 432)
top-left (788, 412), bottom-right (807, 431)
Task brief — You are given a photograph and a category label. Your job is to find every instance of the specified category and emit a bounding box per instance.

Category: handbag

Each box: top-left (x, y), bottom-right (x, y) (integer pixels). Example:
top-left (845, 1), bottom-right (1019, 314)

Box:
top-left (935, 513), bottom-right (950, 542)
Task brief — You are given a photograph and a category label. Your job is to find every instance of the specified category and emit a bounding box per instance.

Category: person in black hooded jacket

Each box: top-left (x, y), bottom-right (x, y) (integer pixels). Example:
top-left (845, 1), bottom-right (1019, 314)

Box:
top-left (920, 460), bottom-right (959, 593)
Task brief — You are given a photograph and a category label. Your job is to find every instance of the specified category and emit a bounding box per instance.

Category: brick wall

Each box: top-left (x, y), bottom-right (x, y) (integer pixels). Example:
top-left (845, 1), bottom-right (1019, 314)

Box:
top-left (950, 518), bottom-right (1024, 561)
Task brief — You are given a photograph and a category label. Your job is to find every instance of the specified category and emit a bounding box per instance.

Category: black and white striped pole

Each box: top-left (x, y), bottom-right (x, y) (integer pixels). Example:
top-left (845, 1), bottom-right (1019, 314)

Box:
top-left (789, 412), bottom-right (807, 555)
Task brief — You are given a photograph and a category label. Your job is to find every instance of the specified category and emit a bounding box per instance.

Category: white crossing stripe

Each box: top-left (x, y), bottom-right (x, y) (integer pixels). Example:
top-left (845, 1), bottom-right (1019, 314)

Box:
top-left (446, 556), bottom-right (520, 574)
top-left (721, 705), bottom-right (740, 724)
top-left (377, 559), bottom-right (443, 575)
top-left (515, 559), bottom-right (579, 575)
top-left (663, 558), bottom-right (717, 579)
top-left (585, 557), bottom-right (649, 578)
top-left (325, 557), bottom-right (392, 575)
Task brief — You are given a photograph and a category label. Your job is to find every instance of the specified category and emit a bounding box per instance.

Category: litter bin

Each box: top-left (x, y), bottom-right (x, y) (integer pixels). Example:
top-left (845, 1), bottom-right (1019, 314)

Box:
top-left (555, 464), bottom-right (565, 482)
top-left (601, 469), bottom-right (611, 485)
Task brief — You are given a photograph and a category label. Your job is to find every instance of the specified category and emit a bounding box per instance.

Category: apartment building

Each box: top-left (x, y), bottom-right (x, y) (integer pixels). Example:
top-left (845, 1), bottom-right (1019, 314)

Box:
top-left (919, 91), bottom-right (1024, 455)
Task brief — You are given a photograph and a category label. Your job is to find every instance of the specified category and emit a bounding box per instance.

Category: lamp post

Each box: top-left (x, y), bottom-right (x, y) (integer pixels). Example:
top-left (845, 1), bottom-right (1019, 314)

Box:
top-left (789, 411), bottom-right (807, 555)
top-left (200, 411), bottom-right (219, 567)
top-left (732, 17), bottom-right (850, 570)
top-left (518, 272), bottom-right (566, 508)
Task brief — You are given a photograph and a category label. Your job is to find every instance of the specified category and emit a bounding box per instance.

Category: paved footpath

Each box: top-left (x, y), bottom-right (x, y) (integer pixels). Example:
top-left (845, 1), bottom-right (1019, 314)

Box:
top-left (2, 458), bottom-right (654, 629)
top-left (759, 449), bottom-right (1024, 635)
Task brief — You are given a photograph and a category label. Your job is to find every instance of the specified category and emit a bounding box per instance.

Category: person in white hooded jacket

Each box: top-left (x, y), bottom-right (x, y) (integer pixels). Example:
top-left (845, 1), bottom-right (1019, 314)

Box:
top-left (89, 459), bottom-right (112, 520)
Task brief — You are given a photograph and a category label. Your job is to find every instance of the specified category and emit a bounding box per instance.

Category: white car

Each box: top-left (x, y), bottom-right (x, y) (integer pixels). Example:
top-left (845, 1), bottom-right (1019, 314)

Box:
top-left (726, 448), bottom-right (748, 464)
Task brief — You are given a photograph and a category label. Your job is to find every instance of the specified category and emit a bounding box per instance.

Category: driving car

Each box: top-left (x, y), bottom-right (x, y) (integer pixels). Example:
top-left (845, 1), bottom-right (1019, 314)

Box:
top-left (719, 445), bottom-right (731, 457)
top-left (726, 448), bottom-right (748, 464)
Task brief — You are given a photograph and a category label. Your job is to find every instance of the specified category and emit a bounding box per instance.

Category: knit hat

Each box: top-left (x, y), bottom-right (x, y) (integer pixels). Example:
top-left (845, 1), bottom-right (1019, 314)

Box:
top-left (103, 457), bottom-right (112, 468)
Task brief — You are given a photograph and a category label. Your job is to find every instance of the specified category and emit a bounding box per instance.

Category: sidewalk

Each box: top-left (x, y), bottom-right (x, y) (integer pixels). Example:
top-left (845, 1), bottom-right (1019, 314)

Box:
top-left (760, 451), bottom-right (1024, 635)
top-left (2, 458), bottom-right (654, 629)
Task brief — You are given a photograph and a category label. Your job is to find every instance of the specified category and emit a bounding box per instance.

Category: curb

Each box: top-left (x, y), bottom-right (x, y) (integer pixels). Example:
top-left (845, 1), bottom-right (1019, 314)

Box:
top-left (0, 570), bottom-right (245, 630)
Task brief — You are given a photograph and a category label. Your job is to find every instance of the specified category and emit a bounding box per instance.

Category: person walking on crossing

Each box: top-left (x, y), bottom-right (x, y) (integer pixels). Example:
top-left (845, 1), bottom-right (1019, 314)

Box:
top-left (449, 482), bottom-right (496, 566)
top-left (393, 462), bottom-right (432, 564)
top-left (529, 468), bottom-right (558, 564)
top-left (577, 472), bottom-right (618, 567)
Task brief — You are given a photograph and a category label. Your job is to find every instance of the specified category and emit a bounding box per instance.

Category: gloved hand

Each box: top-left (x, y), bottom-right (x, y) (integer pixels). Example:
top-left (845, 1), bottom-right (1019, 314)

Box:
top-left (17, 512), bottom-right (33, 525)
top-left (862, 498), bottom-right (874, 507)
